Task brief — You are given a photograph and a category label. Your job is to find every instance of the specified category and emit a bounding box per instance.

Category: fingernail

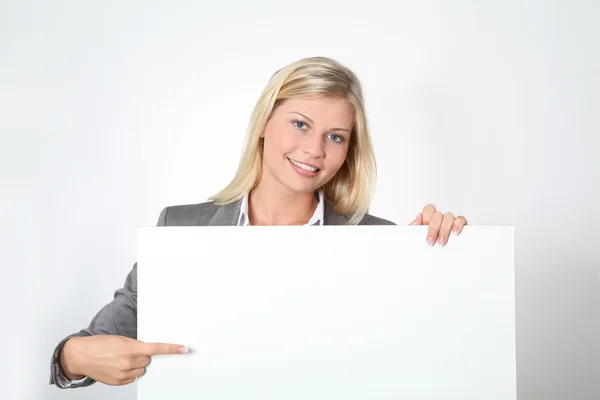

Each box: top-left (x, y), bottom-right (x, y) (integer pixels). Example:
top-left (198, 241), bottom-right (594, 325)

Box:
top-left (438, 236), bottom-right (447, 246)
top-left (177, 346), bottom-right (188, 354)
top-left (452, 227), bottom-right (460, 235)
top-left (427, 236), bottom-right (435, 246)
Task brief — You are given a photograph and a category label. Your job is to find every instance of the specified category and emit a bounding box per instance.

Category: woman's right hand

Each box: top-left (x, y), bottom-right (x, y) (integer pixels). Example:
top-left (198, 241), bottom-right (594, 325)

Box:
top-left (60, 334), bottom-right (188, 386)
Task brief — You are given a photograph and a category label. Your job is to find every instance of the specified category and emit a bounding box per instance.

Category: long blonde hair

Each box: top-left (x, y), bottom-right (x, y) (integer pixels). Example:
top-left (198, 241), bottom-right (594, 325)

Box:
top-left (209, 56), bottom-right (377, 225)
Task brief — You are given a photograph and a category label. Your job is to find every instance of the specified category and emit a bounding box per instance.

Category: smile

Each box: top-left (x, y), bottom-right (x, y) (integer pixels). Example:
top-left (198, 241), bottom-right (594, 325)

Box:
top-left (288, 158), bottom-right (320, 178)
top-left (288, 158), bottom-right (320, 174)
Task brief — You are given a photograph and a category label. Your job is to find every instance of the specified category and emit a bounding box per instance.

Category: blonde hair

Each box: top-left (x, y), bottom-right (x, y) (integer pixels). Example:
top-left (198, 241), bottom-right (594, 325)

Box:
top-left (210, 56), bottom-right (377, 225)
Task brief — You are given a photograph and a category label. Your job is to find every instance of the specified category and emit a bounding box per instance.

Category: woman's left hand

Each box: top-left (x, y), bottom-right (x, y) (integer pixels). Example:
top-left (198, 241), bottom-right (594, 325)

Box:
top-left (409, 204), bottom-right (468, 247)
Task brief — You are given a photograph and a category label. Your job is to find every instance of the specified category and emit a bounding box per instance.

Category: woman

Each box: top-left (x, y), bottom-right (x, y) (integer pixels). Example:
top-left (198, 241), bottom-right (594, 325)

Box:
top-left (50, 56), bottom-right (468, 389)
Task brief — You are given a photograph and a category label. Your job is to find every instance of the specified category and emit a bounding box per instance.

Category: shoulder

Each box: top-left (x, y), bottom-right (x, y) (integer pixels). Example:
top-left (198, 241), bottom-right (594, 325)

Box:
top-left (156, 201), bottom-right (220, 226)
top-left (358, 212), bottom-right (396, 225)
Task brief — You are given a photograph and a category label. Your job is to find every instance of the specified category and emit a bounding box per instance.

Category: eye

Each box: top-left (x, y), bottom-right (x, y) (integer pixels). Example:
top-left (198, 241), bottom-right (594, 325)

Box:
top-left (292, 120), bottom-right (307, 129)
top-left (328, 133), bottom-right (345, 143)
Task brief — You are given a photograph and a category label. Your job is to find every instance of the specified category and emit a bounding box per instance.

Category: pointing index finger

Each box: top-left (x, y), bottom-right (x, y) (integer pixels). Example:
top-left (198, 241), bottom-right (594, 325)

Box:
top-left (133, 342), bottom-right (189, 356)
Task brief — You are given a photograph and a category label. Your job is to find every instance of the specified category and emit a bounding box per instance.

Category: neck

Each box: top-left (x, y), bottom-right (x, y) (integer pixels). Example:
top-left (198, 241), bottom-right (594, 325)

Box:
top-left (248, 183), bottom-right (318, 226)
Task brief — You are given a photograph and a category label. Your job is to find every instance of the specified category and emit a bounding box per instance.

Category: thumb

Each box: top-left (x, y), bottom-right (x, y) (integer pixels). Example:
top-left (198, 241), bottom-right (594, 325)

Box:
top-left (409, 212), bottom-right (423, 226)
top-left (133, 341), bottom-right (189, 356)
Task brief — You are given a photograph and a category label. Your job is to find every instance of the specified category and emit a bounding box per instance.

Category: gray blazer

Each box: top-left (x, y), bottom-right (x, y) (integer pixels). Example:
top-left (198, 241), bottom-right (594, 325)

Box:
top-left (49, 200), bottom-right (395, 388)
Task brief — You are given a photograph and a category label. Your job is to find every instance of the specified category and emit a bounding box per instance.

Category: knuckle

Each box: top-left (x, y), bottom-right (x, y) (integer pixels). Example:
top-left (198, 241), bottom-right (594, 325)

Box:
top-left (116, 370), bottom-right (129, 380)
top-left (118, 358), bottom-right (133, 371)
top-left (122, 346), bottom-right (135, 357)
top-left (444, 212), bottom-right (455, 220)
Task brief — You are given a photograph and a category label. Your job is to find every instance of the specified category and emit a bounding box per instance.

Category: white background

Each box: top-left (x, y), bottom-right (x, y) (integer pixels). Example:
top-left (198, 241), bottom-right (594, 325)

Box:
top-left (1, 1), bottom-right (598, 399)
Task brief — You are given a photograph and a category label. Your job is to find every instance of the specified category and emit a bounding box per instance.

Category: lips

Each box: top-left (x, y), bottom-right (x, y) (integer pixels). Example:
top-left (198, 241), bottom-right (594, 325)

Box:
top-left (288, 158), bottom-right (320, 172)
top-left (287, 157), bottom-right (321, 178)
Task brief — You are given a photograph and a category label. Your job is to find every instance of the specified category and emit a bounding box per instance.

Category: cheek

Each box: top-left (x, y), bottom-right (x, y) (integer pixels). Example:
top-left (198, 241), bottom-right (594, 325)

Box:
top-left (324, 146), bottom-right (349, 171)
top-left (265, 127), bottom-right (298, 154)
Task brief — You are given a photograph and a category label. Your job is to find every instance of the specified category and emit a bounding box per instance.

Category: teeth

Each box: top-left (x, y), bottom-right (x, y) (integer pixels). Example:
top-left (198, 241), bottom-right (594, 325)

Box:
top-left (289, 158), bottom-right (317, 172)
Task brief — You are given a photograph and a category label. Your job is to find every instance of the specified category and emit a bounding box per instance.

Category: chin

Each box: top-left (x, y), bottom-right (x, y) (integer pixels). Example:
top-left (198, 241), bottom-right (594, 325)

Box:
top-left (286, 184), bottom-right (321, 196)
top-left (283, 177), bottom-right (324, 195)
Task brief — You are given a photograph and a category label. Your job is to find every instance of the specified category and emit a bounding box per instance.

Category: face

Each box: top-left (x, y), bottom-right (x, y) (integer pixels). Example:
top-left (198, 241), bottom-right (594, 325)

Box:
top-left (260, 96), bottom-right (354, 196)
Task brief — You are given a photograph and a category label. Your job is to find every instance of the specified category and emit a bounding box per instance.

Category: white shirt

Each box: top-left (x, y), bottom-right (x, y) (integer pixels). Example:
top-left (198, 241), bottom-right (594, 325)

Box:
top-left (237, 191), bottom-right (325, 226)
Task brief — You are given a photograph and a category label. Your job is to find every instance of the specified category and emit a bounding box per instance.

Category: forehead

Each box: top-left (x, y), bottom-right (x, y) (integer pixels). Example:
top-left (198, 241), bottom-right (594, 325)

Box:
top-left (275, 96), bottom-right (355, 126)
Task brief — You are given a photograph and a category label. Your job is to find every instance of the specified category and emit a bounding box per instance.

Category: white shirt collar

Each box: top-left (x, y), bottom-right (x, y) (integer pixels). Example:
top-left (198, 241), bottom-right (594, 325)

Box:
top-left (237, 191), bottom-right (324, 226)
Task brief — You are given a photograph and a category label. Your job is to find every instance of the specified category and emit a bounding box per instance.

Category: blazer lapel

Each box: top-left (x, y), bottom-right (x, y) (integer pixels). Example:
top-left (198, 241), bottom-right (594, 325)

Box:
top-left (207, 200), bottom-right (242, 226)
top-left (324, 201), bottom-right (349, 225)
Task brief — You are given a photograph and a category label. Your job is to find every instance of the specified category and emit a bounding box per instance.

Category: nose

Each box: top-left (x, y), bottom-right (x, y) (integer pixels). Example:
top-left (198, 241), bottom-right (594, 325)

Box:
top-left (300, 132), bottom-right (325, 159)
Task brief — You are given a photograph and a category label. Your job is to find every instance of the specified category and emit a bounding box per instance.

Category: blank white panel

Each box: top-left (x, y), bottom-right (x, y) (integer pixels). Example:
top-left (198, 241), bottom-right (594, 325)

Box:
top-left (137, 226), bottom-right (515, 399)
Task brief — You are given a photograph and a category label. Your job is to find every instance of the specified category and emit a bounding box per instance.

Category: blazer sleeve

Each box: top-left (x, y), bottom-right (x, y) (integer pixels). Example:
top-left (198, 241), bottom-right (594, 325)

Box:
top-left (49, 208), bottom-right (168, 388)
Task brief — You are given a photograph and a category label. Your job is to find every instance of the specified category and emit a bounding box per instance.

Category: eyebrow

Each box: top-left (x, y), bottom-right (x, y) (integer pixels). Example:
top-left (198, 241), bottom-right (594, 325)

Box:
top-left (289, 112), bottom-right (352, 134)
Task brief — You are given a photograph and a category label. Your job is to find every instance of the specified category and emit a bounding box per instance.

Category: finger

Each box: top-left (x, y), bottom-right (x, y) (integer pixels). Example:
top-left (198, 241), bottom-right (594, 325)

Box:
top-left (130, 367), bottom-right (146, 378)
top-left (438, 213), bottom-right (455, 246)
top-left (409, 213), bottom-right (423, 226)
top-left (452, 216), bottom-right (468, 235)
top-left (133, 342), bottom-right (188, 356)
top-left (130, 355), bottom-right (151, 369)
top-left (118, 375), bottom-right (138, 386)
top-left (422, 204), bottom-right (437, 225)
top-left (427, 211), bottom-right (443, 246)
